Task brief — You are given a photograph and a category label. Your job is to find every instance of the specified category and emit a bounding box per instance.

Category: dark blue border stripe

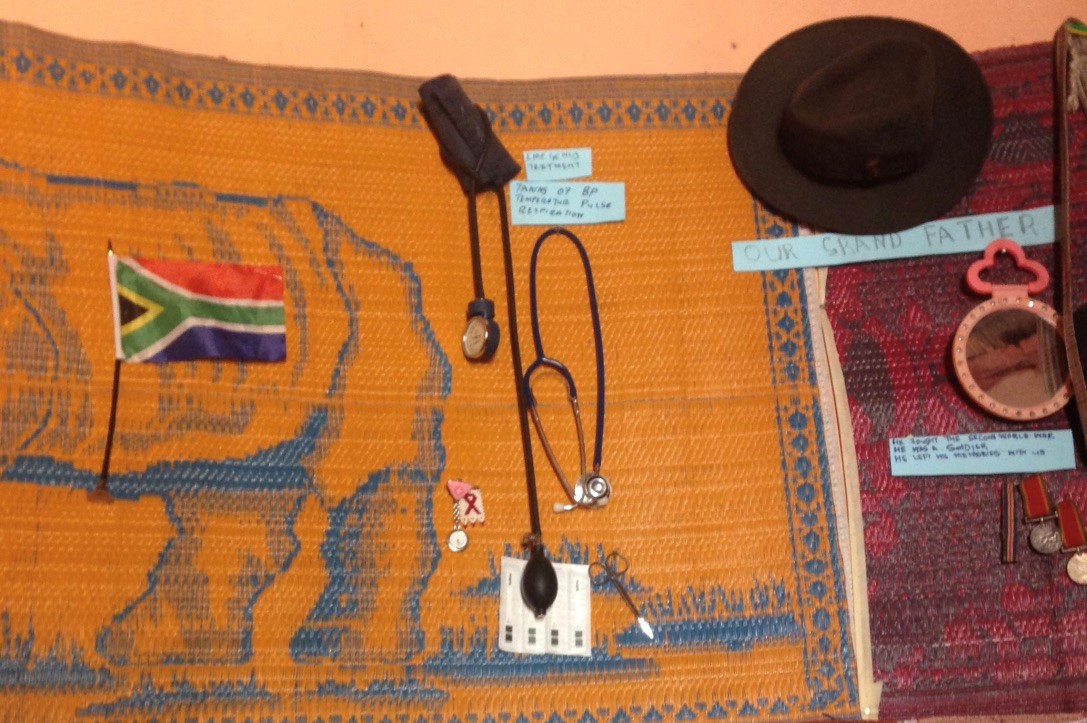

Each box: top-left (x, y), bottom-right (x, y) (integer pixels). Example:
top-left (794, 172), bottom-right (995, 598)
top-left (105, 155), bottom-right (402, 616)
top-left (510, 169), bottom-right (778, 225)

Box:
top-left (45, 174), bottom-right (137, 191)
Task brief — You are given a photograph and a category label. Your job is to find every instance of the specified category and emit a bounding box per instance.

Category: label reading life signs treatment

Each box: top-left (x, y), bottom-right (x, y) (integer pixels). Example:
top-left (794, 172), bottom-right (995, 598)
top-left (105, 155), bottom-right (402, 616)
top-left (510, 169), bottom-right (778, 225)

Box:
top-left (523, 148), bottom-right (592, 181)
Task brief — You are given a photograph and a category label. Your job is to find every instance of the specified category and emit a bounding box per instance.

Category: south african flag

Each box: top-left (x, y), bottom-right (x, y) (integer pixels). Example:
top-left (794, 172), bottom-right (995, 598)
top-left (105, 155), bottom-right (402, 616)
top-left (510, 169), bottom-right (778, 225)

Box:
top-left (108, 255), bottom-right (286, 363)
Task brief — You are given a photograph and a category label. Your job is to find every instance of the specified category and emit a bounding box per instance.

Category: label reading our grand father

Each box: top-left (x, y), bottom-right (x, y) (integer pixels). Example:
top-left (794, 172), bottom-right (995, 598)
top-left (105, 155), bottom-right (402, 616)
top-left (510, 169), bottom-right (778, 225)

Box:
top-left (731, 205), bottom-right (1055, 271)
top-left (510, 181), bottom-right (625, 225)
top-left (889, 431), bottom-right (1076, 477)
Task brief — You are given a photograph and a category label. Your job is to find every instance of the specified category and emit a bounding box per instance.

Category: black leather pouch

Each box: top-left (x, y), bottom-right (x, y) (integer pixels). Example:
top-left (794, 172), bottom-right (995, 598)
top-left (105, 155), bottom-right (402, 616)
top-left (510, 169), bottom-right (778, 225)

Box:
top-left (418, 74), bottom-right (520, 194)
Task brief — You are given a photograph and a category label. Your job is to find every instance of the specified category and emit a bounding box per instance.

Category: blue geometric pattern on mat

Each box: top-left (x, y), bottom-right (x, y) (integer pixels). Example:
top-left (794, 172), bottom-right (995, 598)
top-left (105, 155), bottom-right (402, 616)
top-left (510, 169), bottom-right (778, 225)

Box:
top-left (1, 44), bottom-right (732, 131)
top-left (0, 162), bottom-right (453, 673)
top-left (0, 613), bottom-right (113, 691)
top-left (754, 200), bottom-right (858, 711)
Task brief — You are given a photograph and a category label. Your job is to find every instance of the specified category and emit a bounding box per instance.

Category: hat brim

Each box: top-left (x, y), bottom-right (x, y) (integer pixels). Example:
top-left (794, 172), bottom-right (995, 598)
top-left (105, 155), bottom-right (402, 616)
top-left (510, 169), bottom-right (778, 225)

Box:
top-left (727, 17), bottom-right (993, 235)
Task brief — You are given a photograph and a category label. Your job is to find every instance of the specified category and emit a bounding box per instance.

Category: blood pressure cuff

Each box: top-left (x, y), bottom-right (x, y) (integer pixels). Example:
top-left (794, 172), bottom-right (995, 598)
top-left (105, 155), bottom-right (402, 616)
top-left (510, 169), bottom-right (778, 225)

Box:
top-left (419, 74), bottom-right (520, 195)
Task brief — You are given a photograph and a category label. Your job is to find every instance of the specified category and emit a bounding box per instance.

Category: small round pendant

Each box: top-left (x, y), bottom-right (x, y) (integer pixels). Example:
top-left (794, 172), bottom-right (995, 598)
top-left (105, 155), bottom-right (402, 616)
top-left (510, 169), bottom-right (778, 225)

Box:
top-left (1029, 521), bottom-right (1063, 555)
top-left (447, 529), bottom-right (469, 553)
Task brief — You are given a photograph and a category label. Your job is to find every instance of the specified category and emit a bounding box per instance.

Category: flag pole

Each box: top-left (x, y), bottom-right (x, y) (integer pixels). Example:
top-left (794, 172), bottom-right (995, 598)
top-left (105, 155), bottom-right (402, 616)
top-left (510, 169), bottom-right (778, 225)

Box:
top-left (89, 358), bottom-right (121, 503)
top-left (90, 243), bottom-right (119, 504)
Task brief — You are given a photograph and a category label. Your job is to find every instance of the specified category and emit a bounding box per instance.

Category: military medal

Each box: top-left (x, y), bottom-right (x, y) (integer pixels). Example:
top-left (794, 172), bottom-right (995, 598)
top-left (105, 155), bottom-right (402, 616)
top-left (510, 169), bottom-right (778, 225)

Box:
top-left (1057, 498), bottom-right (1087, 584)
top-left (1029, 523), bottom-right (1063, 556)
top-left (1068, 552), bottom-right (1087, 586)
top-left (1019, 475), bottom-right (1061, 555)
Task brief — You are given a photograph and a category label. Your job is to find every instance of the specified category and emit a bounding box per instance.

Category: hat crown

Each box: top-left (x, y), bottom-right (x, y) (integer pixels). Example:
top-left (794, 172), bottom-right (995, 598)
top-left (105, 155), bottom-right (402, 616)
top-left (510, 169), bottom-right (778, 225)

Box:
top-left (778, 39), bottom-right (937, 186)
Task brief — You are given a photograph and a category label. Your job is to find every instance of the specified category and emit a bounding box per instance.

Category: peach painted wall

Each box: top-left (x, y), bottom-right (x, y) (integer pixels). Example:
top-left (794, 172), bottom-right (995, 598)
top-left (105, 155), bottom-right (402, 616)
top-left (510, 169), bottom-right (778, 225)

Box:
top-left (0, 0), bottom-right (1080, 78)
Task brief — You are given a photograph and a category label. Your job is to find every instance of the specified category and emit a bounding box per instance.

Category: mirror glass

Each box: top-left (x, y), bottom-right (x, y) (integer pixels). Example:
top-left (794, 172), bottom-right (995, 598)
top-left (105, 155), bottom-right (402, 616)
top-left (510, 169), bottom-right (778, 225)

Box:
top-left (965, 309), bottom-right (1069, 408)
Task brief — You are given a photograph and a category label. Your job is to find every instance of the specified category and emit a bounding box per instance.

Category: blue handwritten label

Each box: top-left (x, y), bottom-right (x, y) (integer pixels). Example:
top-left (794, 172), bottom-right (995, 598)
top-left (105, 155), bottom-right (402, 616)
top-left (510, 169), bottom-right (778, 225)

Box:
top-left (524, 148), bottom-right (592, 181)
top-left (889, 431), bottom-right (1076, 477)
top-left (510, 181), bottom-right (625, 226)
top-left (732, 206), bottom-right (1055, 271)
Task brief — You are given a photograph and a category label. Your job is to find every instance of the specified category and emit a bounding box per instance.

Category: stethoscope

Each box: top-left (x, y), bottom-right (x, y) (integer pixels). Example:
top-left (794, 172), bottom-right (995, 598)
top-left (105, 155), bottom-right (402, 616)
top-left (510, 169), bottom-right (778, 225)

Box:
top-left (523, 227), bottom-right (611, 513)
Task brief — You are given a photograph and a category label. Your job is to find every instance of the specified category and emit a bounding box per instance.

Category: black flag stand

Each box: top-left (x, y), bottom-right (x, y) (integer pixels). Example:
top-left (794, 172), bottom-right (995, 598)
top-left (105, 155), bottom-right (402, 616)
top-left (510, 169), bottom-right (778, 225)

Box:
top-left (88, 358), bottom-right (121, 504)
top-left (90, 244), bottom-right (119, 504)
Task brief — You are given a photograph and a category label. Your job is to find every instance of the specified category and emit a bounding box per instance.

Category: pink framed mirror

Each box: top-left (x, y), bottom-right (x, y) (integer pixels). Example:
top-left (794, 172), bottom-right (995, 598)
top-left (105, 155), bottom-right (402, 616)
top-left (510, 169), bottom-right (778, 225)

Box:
top-left (952, 239), bottom-right (1071, 421)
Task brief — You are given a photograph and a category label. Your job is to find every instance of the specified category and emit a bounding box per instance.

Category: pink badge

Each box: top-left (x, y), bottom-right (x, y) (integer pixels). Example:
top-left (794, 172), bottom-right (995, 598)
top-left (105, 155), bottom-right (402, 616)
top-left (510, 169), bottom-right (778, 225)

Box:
top-left (446, 478), bottom-right (473, 501)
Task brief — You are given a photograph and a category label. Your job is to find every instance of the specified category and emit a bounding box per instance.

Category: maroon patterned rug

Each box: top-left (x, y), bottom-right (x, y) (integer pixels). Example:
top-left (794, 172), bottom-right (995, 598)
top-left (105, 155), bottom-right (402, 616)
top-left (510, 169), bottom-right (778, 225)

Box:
top-left (826, 42), bottom-right (1087, 718)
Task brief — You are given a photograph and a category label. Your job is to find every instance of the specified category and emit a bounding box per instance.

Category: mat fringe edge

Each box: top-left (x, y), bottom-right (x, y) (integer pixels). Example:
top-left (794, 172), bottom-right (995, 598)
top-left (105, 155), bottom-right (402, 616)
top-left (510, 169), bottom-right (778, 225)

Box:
top-left (809, 265), bottom-right (883, 720)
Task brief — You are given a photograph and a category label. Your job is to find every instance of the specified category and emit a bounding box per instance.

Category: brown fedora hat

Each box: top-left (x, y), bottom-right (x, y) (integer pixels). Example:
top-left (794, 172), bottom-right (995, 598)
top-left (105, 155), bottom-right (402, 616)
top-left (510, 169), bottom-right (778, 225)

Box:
top-left (727, 17), bottom-right (993, 235)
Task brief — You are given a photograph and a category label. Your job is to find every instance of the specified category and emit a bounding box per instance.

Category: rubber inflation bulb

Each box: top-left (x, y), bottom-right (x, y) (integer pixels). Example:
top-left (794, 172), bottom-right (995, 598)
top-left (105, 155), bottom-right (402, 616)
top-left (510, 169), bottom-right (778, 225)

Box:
top-left (521, 545), bottom-right (558, 618)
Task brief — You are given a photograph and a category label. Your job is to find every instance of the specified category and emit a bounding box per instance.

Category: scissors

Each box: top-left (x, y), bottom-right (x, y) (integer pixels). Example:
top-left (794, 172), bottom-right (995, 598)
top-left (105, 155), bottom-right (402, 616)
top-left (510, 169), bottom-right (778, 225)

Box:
top-left (590, 551), bottom-right (654, 640)
top-left (523, 227), bottom-right (611, 513)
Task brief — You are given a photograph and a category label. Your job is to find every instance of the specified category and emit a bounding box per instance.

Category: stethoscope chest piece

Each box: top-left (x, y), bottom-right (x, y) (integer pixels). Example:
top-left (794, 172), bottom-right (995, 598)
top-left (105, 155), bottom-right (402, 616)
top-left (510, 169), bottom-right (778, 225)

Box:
top-left (553, 472), bottom-right (612, 512)
top-left (580, 473), bottom-right (611, 507)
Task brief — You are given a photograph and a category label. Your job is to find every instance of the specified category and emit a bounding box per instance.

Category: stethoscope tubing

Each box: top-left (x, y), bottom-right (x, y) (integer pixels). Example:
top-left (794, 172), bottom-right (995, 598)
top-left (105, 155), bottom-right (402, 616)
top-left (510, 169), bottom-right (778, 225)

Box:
top-left (523, 227), bottom-right (606, 475)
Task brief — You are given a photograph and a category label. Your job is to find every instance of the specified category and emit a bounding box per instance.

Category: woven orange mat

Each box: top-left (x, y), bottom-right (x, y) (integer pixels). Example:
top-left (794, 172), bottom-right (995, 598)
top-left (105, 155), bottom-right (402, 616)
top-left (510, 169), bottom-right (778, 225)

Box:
top-left (0, 22), bottom-right (857, 720)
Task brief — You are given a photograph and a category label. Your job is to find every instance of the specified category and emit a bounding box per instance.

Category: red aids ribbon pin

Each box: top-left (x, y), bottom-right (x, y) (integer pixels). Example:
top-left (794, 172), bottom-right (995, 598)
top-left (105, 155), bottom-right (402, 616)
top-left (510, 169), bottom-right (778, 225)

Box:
top-left (458, 488), bottom-right (486, 526)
